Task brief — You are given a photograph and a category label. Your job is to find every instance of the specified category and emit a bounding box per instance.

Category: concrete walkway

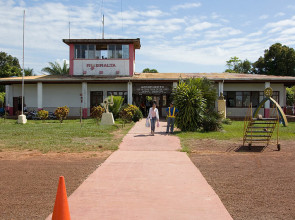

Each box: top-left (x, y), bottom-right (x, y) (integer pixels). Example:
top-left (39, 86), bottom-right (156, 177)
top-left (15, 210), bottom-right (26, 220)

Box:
top-left (47, 120), bottom-right (232, 220)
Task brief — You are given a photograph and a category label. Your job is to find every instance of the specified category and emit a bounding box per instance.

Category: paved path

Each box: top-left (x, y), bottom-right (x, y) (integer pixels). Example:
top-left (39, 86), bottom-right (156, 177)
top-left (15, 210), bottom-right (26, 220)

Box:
top-left (47, 120), bottom-right (232, 220)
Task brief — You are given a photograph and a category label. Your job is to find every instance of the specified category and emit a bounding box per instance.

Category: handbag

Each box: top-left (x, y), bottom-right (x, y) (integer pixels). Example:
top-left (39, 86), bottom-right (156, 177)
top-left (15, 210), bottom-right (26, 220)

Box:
top-left (145, 118), bottom-right (150, 127)
top-left (157, 120), bottom-right (160, 127)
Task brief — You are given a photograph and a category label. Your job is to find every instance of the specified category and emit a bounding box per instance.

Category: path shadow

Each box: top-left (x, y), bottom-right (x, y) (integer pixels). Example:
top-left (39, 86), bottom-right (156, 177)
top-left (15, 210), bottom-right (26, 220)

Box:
top-left (134, 132), bottom-right (171, 137)
top-left (235, 145), bottom-right (267, 152)
top-left (134, 134), bottom-right (150, 137)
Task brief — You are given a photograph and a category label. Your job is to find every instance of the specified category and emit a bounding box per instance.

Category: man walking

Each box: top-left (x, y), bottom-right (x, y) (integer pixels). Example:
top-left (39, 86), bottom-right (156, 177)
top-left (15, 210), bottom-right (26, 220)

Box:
top-left (166, 102), bottom-right (178, 133)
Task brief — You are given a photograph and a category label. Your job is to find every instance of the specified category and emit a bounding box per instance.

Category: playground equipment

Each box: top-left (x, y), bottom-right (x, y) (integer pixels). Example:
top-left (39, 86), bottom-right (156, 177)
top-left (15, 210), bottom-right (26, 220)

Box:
top-left (243, 87), bottom-right (288, 151)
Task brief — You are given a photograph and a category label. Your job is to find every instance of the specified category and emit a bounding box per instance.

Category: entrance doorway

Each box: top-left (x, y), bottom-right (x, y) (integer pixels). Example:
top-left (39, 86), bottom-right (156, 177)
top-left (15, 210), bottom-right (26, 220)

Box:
top-left (133, 83), bottom-right (173, 118)
top-left (133, 94), bottom-right (170, 117)
top-left (90, 91), bottom-right (103, 109)
top-left (13, 96), bottom-right (25, 115)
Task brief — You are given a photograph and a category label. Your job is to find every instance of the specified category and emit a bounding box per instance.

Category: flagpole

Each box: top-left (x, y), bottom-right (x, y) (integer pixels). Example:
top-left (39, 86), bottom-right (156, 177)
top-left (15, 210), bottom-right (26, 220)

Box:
top-left (21, 10), bottom-right (25, 115)
top-left (18, 9), bottom-right (27, 124)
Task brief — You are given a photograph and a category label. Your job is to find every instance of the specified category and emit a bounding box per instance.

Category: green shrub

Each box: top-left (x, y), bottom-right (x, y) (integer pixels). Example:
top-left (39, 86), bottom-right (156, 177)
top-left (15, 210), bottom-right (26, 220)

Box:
top-left (172, 77), bottom-right (222, 132)
top-left (202, 111), bottom-right (223, 132)
top-left (222, 118), bottom-right (232, 125)
top-left (37, 110), bottom-right (48, 121)
top-left (286, 86), bottom-right (295, 106)
top-left (188, 77), bottom-right (217, 111)
top-left (132, 108), bottom-right (143, 122)
top-left (172, 79), bottom-right (206, 131)
top-left (109, 96), bottom-right (124, 119)
top-left (54, 106), bottom-right (69, 123)
top-left (119, 104), bottom-right (142, 124)
top-left (91, 106), bottom-right (105, 124)
top-left (0, 92), bottom-right (5, 107)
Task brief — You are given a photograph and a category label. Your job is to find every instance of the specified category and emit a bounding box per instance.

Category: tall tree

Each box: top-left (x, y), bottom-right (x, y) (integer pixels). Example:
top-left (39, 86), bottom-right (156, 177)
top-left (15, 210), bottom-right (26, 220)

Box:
top-left (225, 56), bottom-right (252, 74)
top-left (142, 68), bottom-right (158, 73)
top-left (0, 52), bottom-right (22, 78)
top-left (253, 43), bottom-right (295, 76)
top-left (0, 51), bottom-right (22, 92)
top-left (42, 61), bottom-right (69, 75)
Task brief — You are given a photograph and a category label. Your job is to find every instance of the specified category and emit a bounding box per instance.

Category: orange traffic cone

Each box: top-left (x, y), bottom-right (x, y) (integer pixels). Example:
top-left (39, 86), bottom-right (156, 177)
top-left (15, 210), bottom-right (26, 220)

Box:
top-left (52, 176), bottom-right (71, 220)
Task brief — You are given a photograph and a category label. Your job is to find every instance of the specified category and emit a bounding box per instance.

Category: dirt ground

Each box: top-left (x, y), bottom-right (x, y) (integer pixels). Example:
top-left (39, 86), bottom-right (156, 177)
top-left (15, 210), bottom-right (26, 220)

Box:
top-left (1, 140), bottom-right (295, 220)
top-left (188, 139), bottom-right (295, 220)
top-left (0, 150), bottom-right (112, 220)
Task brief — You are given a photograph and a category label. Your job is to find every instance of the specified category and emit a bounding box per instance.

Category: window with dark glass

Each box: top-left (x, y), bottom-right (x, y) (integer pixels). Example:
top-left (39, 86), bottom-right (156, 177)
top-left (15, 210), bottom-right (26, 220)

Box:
top-left (224, 91), bottom-right (279, 108)
top-left (226, 92), bottom-right (236, 107)
top-left (88, 44), bottom-right (95, 59)
top-left (243, 91), bottom-right (251, 107)
top-left (116, 45), bottom-right (122, 58)
top-left (251, 91), bottom-right (259, 107)
top-left (74, 44), bottom-right (129, 59)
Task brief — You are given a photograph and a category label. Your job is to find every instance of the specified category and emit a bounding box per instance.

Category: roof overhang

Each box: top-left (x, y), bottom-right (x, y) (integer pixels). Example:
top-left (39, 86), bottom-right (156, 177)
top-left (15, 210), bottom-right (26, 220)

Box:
top-left (1, 73), bottom-right (295, 86)
top-left (62, 38), bottom-right (141, 49)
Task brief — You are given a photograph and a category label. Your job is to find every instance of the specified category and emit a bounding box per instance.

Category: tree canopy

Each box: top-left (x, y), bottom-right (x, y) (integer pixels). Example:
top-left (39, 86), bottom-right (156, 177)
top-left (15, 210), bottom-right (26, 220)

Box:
top-left (226, 43), bottom-right (295, 76)
top-left (142, 68), bottom-right (158, 73)
top-left (253, 43), bottom-right (295, 76)
top-left (225, 56), bottom-right (252, 74)
top-left (42, 61), bottom-right (69, 75)
top-left (0, 52), bottom-right (22, 78)
top-left (0, 51), bottom-right (22, 92)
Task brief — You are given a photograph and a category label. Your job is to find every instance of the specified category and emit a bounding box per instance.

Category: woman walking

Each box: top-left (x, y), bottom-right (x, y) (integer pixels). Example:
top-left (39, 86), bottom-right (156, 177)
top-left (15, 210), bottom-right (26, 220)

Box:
top-left (148, 101), bottom-right (159, 136)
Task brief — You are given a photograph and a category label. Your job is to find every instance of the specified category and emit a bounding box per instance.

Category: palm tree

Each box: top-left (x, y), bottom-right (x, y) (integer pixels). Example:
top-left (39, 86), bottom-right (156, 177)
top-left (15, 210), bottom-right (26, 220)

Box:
top-left (42, 61), bottom-right (69, 75)
top-left (24, 68), bottom-right (34, 76)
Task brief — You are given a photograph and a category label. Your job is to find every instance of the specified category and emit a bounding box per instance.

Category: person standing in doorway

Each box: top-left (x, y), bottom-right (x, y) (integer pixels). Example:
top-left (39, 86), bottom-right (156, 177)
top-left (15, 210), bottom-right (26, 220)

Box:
top-left (148, 101), bottom-right (159, 136)
top-left (166, 102), bottom-right (178, 133)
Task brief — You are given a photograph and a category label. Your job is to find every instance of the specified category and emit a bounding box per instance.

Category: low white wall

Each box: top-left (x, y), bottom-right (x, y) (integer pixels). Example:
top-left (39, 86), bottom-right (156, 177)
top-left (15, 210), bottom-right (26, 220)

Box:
top-left (13, 84), bottom-right (38, 107)
top-left (43, 84), bottom-right (81, 108)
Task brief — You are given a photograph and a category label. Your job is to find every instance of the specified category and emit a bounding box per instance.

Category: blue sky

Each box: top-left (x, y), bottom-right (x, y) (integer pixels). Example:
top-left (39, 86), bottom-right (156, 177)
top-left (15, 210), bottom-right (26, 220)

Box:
top-left (1, 0), bottom-right (295, 74)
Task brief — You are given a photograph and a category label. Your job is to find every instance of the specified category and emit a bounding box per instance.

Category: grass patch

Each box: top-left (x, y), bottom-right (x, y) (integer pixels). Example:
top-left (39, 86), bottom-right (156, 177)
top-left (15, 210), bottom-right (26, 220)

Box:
top-left (175, 121), bottom-right (295, 152)
top-left (176, 121), bottom-right (295, 140)
top-left (0, 119), bottom-right (134, 153)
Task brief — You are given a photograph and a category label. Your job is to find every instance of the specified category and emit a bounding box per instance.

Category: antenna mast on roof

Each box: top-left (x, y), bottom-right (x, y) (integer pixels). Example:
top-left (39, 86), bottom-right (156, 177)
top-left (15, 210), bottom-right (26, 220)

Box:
top-left (69, 21), bottom-right (71, 39)
top-left (102, 14), bottom-right (104, 39)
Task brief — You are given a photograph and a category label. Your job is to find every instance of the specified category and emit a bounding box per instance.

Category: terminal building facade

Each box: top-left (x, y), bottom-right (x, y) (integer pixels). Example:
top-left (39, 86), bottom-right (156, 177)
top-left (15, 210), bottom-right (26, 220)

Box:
top-left (1, 38), bottom-right (295, 119)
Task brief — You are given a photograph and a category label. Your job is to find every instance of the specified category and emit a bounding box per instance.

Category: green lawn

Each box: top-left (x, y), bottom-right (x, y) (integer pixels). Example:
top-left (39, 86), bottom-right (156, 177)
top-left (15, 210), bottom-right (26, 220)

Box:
top-left (175, 121), bottom-right (295, 152)
top-left (0, 119), bottom-right (133, 153)
top-left (176, 121), bottom-right (295, 140)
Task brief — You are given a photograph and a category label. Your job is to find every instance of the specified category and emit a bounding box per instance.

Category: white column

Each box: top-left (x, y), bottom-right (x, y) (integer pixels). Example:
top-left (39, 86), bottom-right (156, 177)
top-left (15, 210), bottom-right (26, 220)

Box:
top-left (37, 82), bottom-right (43, 109)
top-left (127, 82), bottom-right (132, 105)
top-left (5, 85), bottom-right (13, 108)
top-left (283, 86), bottom-right (287, 106)
top-left (265, 82), bottom-right (270, 108)
top-left (173, 82), bottom-right (178, 88)
top-left (82, 82), bottom-right (87, 109)
top-left (218, 81), bottom-right (224, 97)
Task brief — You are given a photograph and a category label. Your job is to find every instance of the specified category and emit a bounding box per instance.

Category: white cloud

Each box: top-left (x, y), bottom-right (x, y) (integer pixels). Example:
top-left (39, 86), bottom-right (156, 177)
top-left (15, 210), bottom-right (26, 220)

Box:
top-left (287, 5), bottom-right (295, 10)
top-left (185, 21), bottom-right (219, 32)
top-left (259, 15), bottom-right (269, 20)
top-left (171, 2), bottom-right (201, 11)
top-left (247, 31), bottom-right (263, 37)
top-left (275, 12), bottom-right (285, 17)
top-left (205, 27), bottom-right (242, 39)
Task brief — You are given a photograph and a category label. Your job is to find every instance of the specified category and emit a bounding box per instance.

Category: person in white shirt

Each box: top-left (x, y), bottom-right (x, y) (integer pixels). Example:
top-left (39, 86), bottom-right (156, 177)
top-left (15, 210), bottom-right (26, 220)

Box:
top-left (148, 101), bottom-right (159, 136)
